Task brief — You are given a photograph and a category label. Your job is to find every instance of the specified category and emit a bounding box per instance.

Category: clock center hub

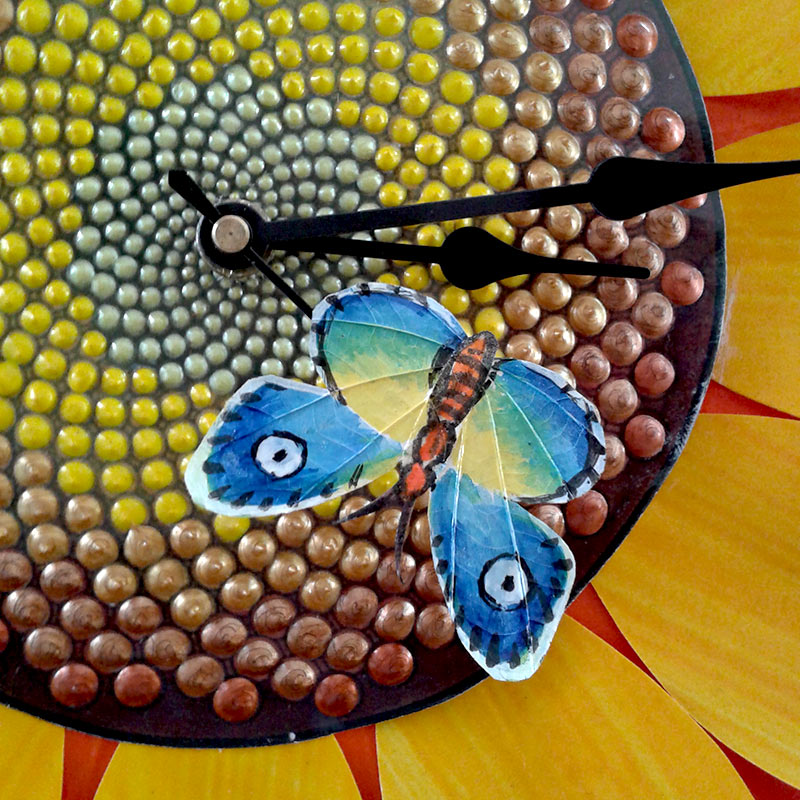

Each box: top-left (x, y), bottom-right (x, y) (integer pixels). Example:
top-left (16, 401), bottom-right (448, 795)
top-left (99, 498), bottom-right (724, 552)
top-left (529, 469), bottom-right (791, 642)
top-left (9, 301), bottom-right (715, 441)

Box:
top-left (211, 214), bottom-right (251, 254)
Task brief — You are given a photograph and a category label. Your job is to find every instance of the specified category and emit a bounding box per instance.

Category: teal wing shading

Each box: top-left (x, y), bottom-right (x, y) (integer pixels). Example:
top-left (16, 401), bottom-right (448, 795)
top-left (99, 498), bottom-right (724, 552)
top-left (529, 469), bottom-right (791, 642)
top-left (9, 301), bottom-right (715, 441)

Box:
top-left (457, 359), bottom-right (605, 502)
top-left (184, 376), bottom-right (402, 517)
top-left (309, 283), bottom-right (466, 446)
top-left (428, 464), bottom-right (575, 681)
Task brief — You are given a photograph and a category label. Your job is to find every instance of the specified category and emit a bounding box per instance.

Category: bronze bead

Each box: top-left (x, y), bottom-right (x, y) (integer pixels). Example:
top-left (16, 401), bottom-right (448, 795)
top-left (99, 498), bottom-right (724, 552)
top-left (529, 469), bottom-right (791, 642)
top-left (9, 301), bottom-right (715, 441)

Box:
top-left (530, 503), bottom-right (566, 535)
top-left (597, 378), bottom-right (639, 423)
top-left (234, 638), bottom-right (280, 680)
top-left (58, 598), bottom-right (105, 645)
top-left (597, 276), bottom-right (638, 310)
top-left (315, 674), bottom-right (359, 717)
top-left (252, 596), bottom-right (297, 637)
top-left (339, 496), bottom-right (375, 536)
top-left (144, 627), bottom-right (191, 669)
top-left (64, 495), bottom-right (103, 534)
top-left (632, 291), bottom-right (674, 339)
top-left (645, 205), bottom-right (688, 248)
top-left (169, 519), bottom-right (211, 559)
top-left (625, 415), bottom-right (666, 459)
top-left (201, 615), bottom-right (248, 657)
top-left (75, 529), bottom-right (118, 570)
top-left (0, 511), bottom-right (20, 548)
top-left (287, 615), bottom-right (332, 659)
top-left (546, 363), bottom-right (577, 388)
top-left (114, 663), bottom-right (161, 707)
top-left (0, 550), bottom-right (32, 591)
top-left (545, 205), bottom-right (584, 241)
top-left (334, 586), bottom-right (379, 629)
top-left (305, 525), bottom-right (345, 568)
top-left (601, 433), bottom-right (627, 480)
top-left (529, 14), bottom-right (571, 53)
top-left (50, 663), bottom-right (98, 708)
top-left (170, 588), bottom-right (214, 631)
top-left (176, 655), bottom-right (224, 697)
top-left (271, 658), bottom-right (317, 701)
top-left (266, 550), bottom-right (308, 593)
top-left (213, 677), bottom-right (259, 722)
top-left (85, 631), bottom-right (132, 674)
top-left (616, 13), bottom-right (658, 58)
top-left (193, 546), bottom-right (236, 589)
top-left (410, 513), bottom-right (432, 555)
top-left (17, 487), bottom-right (58, 526)
top-left (489, 0), bottom-right (530, 20)
top-left (299, 570), bottom-right (341, 613)
top-left (374, 598), bottom-right (416, 641)
top-left (660, 260), bottom-right (704, 306)
top-left (503, 290), bottom-right (541, 330)
top-left (0, 474), bottom-right (11, 509)
top-left (567, 294), bottom-right (608, 337)
top-left (487, 22), bottom-right (527, 59)
top-left (573, 12), bottom-right (612, 52)
top-left (557, 92), bottom-right (597, 133)
top-left (24, 626), bottom-right (72, 670)
top-left (521, 227), bottom-right (558, 258)
top-left (536, 0), bottom-right (571, 11)
top-left (445, 32), bottom-right (484, 70)
top-left (93, 563), bottom-right (138, 604)
top-left (481, 58), bottom-right (520, 96)
top-left (624, 212), bottom-right (646, 229)
top-left (515, 90), bottom-right (552, 129)
top-left (542, 127), bottom-right (580, 168)
top-left (373, 508), bottom-right (401, 548)
top-left (505, 333), bottom-right (543, 364)
top-left (415, 559), bottom-right (445, 602)
top-left (566, 490), bottom-right (608, 535)
top-left (339, 540), bottom-right (380, 581)
top-left (410, 0), bottom-right (444, 11)
top-left (678, 193), bottom-right (707, 210)
top-left (610, 57), bottom-right (652, 101)
top-left (326, 630), bottom-right (371, 671)
top-left (601, 321), bottom-right (644, 367)
top-left (124, 525), bottom-right (166, 567)
top-left (447, 0), bottom-right (488, 33)
top-left (26, 523), bottom-right (69, 565)
top-left (0, 436), bottom-right (10, 469)
top-left (367, 643), bottom-right (414, 686)
top-left (500, 123), bottom-right (537, 163)
top-left (634, 352), bottom-right (675, 397)
top-left (415, 604), bottom-right (456, 649)
top-left (4, 587), bottom-right (50, 632)
top-left (533, 274), bottom-right (571, 310)
top-left (13, 451), bottom-right (53, 487)
top-left (237, 529), bottom-right (277, 571)
top-left (599, 96), bottom-right (640, 140)
top-left (622, 236), bottom-right (664, 278)
top-left (586, 217), bottom-right (629, 259)
top-left (376, 552), bottom-right (417, 594)
top-left (144, 557), bottom-right (190, 602)
top-left (39, 560), bottom-right (86, 602)
top-left (117, 596), bottom-right (163, 638)
top-left (570, 344), bottom-right (611, 389)
top-left (567, 53), bottom-right (606, 94)
top-left (275, 509), bottom-right (314, 547)
top-left (536, 315), bottom-right (576, 358)
top-left (582, 0), bottom-right (614, 8)
top-left (585, 135), bottom-right (624, 167)
top-left (524, 52), bottom-right (563, 93)
top-left (505, 208), bottom-right (540, 227)
top-left (220, 572), bottom-right (264, 614)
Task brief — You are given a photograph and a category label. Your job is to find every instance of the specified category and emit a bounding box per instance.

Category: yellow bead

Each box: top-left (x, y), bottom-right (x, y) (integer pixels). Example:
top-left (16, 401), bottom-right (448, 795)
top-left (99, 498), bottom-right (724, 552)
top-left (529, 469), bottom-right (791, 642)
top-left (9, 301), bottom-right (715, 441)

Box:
top-left (313, 495), bottom-right (341, 520)
top-left (38, 40), bottom-right (72, 76)
top-left (58, 205), bottom-right (83, 232)
top-left (197, 410), bottom-right (217, 435)
top-left (0, 233), bottom-right (28, 266)
top-left (141, 7), bottom-right (171, 37)
top-left (154, 491), bottom-right (189, 524)
top-left (418, 180), bottom-right (451, 203)
top-left (335, 2), bottom-right (365, 31)
top-left (208, 37), bottom-right (235, 64)
top-left (470, 282), bottom-right (501, 305)
top-left (188, 57), bottom-right (214, 83)
top-left (372, 40), bottom-right (404, 70)
top-left (33, 349), bottom-right (66, 380)
top-left (106, 64), bottom-right (136, 95)
top-left (34, 148), bottom-right (62, 178)
top-left (335, 99), bottom-right (360, 126)
top-left (189, 382), bottom-right (212, 407)
top-left (136, 81), bottom-right (164, 108)
top-left (266, 7), bottom-right (293, 35)
top-left (31, 115), bottom-right (59, 145)
top-left (298, 1), bottom-right (329, 31)
top-left (95, 397), bottom-right (125, 427)
top-left (74, 51), bottom-right (105, 84)
top-left (68, 148), bottom-right (94, 175)
top-left (339, 34), bottom-right (368, 64)
top-left (389, 116), bottom-right (418, 145)
top-left (68, 295), bottom-right (94, 321)
top-left (0, 361), bottom-right (23, 396)
top-left (132, 367), bottom-right (157, 393)
top-left (56, 424), bottom-right (91, 456)
top-left (483, 215), bottom-right (516, 245)
top-left (398, 159), bottom-right (426, 188)
top-left (339, 66), bottom-right (366, 96)
top-left (58, 461), bottom-right (95, 494)
top-left (100, 367), bottom-right (127, 395)
top-left (414, 133), bottom-right (446, 166)
top-left (49, 317), bottom-right (78, 347)
top-left (472, 95), bottom-right (509, 130)
top-left (188, 7), bottom-right (220, 39)
top-left (378, 181), bottom-right (406, 207)
top-left (309, 67), bottom-right (334, 94)
top-left (17, 0), bottom-right (53, 35)
top-left (133, 429), bottom-right (163, 461)
top-left (95, 430), bottom-right (128, 461)
top-left (167, 31), bottom-right (196, 61)
top-left (148, 55), bottom-right (176, 84)
top-left (110, 0), bottom-right (143, 21)
top-left (97, 96), bottom-right (126, 122)
top-left (132, 400), bottom-right (159, 429)
top-left (409, 15), bottom-right (443, 49)
top-left (407, 52), bottom-right (439, 84)
top-left (59, 393), bottom-right (90, 423)
top-left (161, 393), bottom-right (187, 420)
top-left (440, 70), bottom-right (475, 105)
top-left (431, 104), bottom-right (463, 136)
top-left (4, 36), bottom-right (38, 74)
top-left (414, 225), bottom-right (444, 248)
top-left (110, 497), bottom-right (148, 531)
top-left (43, 179), bottom-right (70, 208)
top-left (120, 32), bottom-right (152, 67)
top-left (64, 118), bottom-right (94, 146)
top-left (2, 331), bottom-right (35, 364)
top-left (368, 469), bottom-right (399, 497)
top-left (440, 285), bottom-right (470, 315)
top-left (399, 86), bottom-right (430, 117)
top-left (55, 3), bottom-right (89, 40)
top-left (44, 240), bottom-right (72, 270)
top-left (484, 155), bottom-right (519, 192)
top-left (374, 6), bottom-right (405, 36)
top-left (306, 33), bottom-right (334, 62)
top-left (248, 51), bottom-right (274, 77)
top-left (459, 127), bottom-right (493, 161)
top-left (0, 79), bottom-right (29, 112)
top-left (43, 279), bottom-right (71, 307)
top-left (377, 272), bottom-right (400, 285)
top-left (0, 399), bottom-right (13, 430)
top-left (67, 361), bottom-right (97, 392)
top-left (281, 71), bottom-right (305, 100)
top-left (0, 202), bottom-right (10, 233)
top-left (16, 414), bottom-right (53, 448)
top-left (402, 264), bottom-right (430, 291)
top-left (0, 282), bottom-right (25, 313)
top-left (362, 105), bottom-right (388, 133)
top-left (214, 514), bottom-right (250, 542)
top-left (101, 464), bottom-right (135, 494)
top-left (165, 0), bottom-right (197, 13)
top-left (88, 17), bottom-right (121, 51)
top-left (373, 145), bottom-right (400, 173)
top-left (235, 20), bottom-right (264, 49)
top-left (474, 307), bottom-right (508, 340)
top-left (1, 153), bottom-right (32, 186)
top-left (440, 154), bottom-right (474, 189)
top-left (20, 302), bottom-right (51, 334)
top-left (500, 274), bottom-right (529, 289)
top-left (167, 421), bottom-right (198, 453)
top-left (12, 187), bottom-right (40, 217)
top-left (79, 330), bottom-right (106, 358)
top-left (368, 71), bottom-right (400, 104)
top-left (218, 0), bottom-right (248, 21)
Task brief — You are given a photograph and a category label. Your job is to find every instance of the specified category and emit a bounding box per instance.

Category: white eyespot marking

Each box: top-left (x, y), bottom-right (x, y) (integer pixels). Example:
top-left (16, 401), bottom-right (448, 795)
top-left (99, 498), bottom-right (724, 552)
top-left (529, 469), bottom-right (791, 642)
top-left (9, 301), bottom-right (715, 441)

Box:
top-left (253, 432), bottom-right (307, 479)
top-left (479, 554), bottom-right (531, 611)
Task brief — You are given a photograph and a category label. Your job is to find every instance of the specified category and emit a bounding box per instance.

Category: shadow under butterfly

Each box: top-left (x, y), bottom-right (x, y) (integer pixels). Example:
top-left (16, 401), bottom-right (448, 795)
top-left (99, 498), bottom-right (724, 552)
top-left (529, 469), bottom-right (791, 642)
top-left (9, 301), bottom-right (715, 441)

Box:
top-left (185, 283), bottom-right (605, 680)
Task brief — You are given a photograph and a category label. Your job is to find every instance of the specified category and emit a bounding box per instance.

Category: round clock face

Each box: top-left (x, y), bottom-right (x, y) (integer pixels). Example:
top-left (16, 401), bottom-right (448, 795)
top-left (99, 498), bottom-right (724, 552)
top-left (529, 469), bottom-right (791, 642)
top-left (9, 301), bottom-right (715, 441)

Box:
top-left (0, 0), bottom-right (721, 744)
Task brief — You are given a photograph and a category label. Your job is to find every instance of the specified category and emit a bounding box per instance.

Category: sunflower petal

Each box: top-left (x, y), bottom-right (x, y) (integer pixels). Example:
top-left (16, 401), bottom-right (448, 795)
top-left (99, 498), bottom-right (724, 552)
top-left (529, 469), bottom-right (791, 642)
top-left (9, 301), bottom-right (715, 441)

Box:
top-left (712, 124), bottom-right (800, 418)
top-left (377, 616), bottom-right (750, 800)
top-left (594, 415), bottom-right (800, 788)
top-left (663, 0), bottom-right (800, 95)
top-left (94, 736), bottom-right (361, 800)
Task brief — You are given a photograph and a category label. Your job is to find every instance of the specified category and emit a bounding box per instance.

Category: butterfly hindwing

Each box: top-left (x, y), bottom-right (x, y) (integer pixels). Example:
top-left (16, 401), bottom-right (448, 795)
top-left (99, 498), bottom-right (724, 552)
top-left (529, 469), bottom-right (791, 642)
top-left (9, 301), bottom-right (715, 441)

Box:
top-left (185, 376), bottom-right (402, 516)
top-left (429, 466), bottom-right (575, 681)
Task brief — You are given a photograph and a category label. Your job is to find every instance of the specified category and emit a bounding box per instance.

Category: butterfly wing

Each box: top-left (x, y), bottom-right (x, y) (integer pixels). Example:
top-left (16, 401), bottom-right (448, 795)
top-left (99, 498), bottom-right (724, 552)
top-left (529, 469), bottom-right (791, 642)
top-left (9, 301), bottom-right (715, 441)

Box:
top-left (457, 359), bottom-right (605, 502)
top-left (429, 464), bottom-right (575, 681)
top-left (185, 376), bottom-right (402, 517)
top-left (310, 283), bottom-right (466, 445)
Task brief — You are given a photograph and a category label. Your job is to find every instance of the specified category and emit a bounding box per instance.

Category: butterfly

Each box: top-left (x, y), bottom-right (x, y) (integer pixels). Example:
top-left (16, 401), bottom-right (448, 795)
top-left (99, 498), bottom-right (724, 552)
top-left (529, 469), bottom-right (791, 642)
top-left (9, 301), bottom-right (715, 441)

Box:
top-left (185, 283), bottom-right (605, 681)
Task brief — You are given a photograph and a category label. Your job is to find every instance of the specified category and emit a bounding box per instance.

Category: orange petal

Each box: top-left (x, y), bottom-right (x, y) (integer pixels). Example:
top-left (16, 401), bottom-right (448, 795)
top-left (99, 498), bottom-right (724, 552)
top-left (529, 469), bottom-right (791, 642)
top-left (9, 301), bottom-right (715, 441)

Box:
top-left (663, 0), bottom-right (800, 95)
top-left (94, 736), bottom-right (361, 800)
top-left (595, 414), bottom-right (800, 788)
top-left (377, 616), bottom-right (750, 800)
top-left (712, 122), bottom-right (800, 418)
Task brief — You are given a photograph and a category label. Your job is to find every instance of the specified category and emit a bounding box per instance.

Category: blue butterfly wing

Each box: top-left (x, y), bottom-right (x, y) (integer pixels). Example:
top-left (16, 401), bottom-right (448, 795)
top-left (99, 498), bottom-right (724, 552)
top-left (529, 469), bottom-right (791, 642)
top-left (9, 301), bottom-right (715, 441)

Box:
top-left (185, 376), bottom-right (403, 517)
top-left (429, 466), bottom-right (575, 681)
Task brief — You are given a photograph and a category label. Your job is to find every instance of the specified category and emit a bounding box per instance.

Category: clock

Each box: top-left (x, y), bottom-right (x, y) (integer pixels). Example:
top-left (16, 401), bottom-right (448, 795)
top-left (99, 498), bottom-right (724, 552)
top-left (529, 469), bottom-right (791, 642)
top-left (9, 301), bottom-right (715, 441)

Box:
top-left (0, 0), bottom-right (729, 745)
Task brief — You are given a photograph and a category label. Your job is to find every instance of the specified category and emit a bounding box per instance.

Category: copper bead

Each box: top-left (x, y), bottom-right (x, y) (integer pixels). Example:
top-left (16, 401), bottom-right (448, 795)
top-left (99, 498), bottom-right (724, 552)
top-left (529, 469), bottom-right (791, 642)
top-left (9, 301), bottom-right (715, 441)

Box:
top-left (374, 598), bottom-right (416, 641)
top-left (616, 13), bottom-right (658, 58)
top-left (660, 261), bottom-right (704, 306)
top-left (415, 604), bottom-right (456, 649)
top-left (315, 674), bottom-right (359, 717)
top-left (214, 677), bottom-right (259, 722)
top-left (610, 58), bottom-right (652, 101)
top-left (570, 344), bottom-right (611, 389)
top-left (634, 352), bottom-right (675, 397)
top-left (334, 586), bottom-right (379, 629)
top-left (567, 53), bottom-right (606, 94)
top-left (586, 217), bottom-right (629, 259)
top-left (50, 664), bottom-right (98, 708)
top-left (367, 644), bottom-right (414, 686)
top-left (530, 503), bottom-right (566, 536)
top-left (625, 415), bottom-right (666, 459)
top-left (177, 655), bottom-right (224, 698)
top-left (601, 321), bottom-right (644, 367)
top-left (124, 525), bottom-right (166, 567)
top-left (414, 559), bottom-right (445, 603)
top-left (75, 529), bottom-right (119, 570)
top-left (573, 12), bottom-right (613, 53)
top-left (632, 292), bottom-right (674, 339)
top-left (376, 553), bottom-right (417, 594)
top-left (599, 97), bottom-right (640, 140)
top-left (530, 14), bottom-right (571, 53)
top-left (566, 490), bottom-right (608, 535)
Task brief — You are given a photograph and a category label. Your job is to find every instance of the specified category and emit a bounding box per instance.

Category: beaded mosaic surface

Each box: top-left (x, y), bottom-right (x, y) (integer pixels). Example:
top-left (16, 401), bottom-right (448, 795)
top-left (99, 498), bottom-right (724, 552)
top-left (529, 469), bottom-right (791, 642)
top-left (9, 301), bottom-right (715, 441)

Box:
top-left (0, 0), bottom-right (722, 743)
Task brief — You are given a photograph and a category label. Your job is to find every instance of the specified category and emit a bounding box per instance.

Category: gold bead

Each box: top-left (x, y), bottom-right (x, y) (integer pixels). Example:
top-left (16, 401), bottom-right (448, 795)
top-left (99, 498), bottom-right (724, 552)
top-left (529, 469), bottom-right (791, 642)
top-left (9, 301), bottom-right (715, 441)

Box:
top-left (299, 570), bottom-right (342, 613)
top-left (568, 293), bottom-right (608, 336)
top-left (275, 509), bottom-right (313, 547)
top-left (536, 315), bottom-right (576, 358)
top-left (532, 273), bottom-right (572, 310)
top-left (219, 572), bottom-right (264, 614)
top-left (305, 525), bottom-right (345, 568)
top-left (124, 524), bottom-right (166, 567)
top-left (75, 528), bottom-right (118, 569)
top-left (339, 540), bottom-right (379, 581)
top-left (93, 563), bottom-right (138, 604)
top-left (237, 529), bottom-right (277, 571)
top-left (143, 557), bottom-right (189, 602)
top-left (169, 519), bottom-right (211, 558)
top-left (192, 546), bottom-right (235, 589)
top-left (266, 551), bottom-right (308, 593)
top-left (170, 588), bottom-right (214, 631)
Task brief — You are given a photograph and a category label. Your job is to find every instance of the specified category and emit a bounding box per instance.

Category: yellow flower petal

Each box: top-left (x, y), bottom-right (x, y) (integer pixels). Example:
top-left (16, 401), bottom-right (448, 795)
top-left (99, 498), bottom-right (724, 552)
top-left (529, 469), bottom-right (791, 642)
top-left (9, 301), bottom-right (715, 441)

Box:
top-left (595, 414), bottom-right (800, 787)
top-left (664, 0), bottom-right (800, 95)
top-left (712, 123), bottom-right (800, 417)
top-left (95, 736), bottom-right (360, 800)
top-left (377, 617), bottom-right (750, 800)
top-left (0, 704), bottom-right (63, 798)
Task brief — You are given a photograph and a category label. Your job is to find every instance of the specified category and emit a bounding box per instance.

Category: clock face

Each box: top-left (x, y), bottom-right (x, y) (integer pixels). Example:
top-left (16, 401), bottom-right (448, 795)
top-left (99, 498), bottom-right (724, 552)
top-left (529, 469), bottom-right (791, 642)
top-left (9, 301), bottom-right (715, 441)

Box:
top-left (0, 0), bottom-right (722, 744)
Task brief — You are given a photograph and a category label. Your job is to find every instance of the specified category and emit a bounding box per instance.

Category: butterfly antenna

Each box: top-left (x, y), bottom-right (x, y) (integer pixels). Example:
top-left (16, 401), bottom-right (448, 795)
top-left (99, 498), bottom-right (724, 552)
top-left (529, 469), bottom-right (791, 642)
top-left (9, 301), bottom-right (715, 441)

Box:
top-left (336, 490), bottom-right (398, 524)
top-left (394, 501), bottom-right (415, 578)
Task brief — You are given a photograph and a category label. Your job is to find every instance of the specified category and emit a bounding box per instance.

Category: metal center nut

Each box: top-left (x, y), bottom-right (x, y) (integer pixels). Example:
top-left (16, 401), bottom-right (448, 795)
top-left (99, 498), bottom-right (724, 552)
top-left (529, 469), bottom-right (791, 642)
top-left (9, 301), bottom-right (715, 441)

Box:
top-left (211, 214), bottom-right (252, 254)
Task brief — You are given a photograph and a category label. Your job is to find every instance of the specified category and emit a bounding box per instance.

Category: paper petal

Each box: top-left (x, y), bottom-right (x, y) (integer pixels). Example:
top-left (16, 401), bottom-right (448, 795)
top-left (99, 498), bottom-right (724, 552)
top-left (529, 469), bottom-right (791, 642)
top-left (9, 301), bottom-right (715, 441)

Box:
top-left (595, 415), bottom-right (800, 788)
